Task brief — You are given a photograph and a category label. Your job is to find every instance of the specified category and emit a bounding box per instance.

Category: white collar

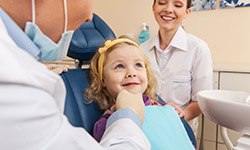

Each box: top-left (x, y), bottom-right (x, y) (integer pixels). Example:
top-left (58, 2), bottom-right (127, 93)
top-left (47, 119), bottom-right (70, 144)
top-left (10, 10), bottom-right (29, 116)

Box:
top-left (148, 26), bottom-right (188, 52)
top-left (170, 26), bottom-right (187, 51)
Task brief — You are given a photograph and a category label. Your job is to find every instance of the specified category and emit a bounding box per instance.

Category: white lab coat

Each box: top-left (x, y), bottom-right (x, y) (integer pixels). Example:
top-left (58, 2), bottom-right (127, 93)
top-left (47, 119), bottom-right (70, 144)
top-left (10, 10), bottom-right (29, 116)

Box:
top-left (0, 18), bottom-right (150, 150)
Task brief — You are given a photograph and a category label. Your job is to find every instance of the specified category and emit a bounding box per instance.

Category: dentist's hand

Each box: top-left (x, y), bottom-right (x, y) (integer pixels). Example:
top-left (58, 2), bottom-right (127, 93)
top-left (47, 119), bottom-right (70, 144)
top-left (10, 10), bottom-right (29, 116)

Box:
top-left (116, 90), bottom-right (145, 123)
top-left (46, 64), bottom-right (70, 74)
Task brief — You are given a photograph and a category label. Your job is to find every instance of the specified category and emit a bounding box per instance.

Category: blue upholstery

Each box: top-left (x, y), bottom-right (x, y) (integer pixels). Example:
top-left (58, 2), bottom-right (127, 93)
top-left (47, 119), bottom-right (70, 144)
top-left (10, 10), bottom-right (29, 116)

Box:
top-left (61, 69), bottom-right (102, 133)
top-left (68, 13), bottom-right (116, 62)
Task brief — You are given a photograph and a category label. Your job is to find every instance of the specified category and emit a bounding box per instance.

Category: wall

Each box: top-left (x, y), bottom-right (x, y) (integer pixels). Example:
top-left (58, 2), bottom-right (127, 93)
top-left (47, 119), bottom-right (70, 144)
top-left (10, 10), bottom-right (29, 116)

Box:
top-left (93, 0), bottom-right (250, 64)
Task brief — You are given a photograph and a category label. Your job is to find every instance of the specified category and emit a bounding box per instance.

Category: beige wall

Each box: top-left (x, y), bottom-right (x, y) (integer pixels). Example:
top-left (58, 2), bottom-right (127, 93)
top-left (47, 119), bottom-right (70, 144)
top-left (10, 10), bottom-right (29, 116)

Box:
top-left (93, 0), bottom-right (250, 64)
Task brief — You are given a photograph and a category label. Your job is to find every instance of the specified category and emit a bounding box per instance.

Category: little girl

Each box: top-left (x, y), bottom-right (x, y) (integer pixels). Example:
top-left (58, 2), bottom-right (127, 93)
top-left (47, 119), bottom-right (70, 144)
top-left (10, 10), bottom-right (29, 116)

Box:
top-left (85, 38), bottom-right (195, 150)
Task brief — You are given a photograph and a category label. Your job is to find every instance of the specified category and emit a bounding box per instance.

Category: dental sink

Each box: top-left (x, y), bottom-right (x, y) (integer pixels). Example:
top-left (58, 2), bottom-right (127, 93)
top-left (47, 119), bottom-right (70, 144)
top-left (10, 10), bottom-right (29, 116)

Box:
top-left (197, 90), bottom-right (250, 150)
top-left (197, 90), bottom-right (250, 134)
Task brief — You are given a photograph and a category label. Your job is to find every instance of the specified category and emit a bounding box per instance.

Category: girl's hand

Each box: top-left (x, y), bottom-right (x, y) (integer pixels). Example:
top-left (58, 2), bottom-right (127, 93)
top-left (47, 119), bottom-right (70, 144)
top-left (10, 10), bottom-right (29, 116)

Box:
top-left (167, 102), bottom-right (185, 118)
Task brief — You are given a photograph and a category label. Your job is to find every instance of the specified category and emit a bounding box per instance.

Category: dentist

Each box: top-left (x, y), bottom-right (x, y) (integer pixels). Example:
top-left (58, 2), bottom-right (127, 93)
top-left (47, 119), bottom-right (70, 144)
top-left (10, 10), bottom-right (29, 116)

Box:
top-left (0, 0), bottom-right (150, 149)
top-left (0, 0), bottom-right (93, 74)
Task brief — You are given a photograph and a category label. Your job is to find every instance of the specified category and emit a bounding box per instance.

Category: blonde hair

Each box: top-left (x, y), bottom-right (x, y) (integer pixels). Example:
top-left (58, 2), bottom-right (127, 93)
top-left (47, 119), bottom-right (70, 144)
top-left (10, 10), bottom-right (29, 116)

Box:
top-left (85, 37), bottom-right (157, 110)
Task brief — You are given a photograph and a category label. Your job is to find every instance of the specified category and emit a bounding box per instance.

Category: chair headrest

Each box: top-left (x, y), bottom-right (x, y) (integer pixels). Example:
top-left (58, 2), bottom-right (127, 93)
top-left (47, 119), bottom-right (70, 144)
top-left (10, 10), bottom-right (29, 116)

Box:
top-left (67, 14), bottom-right (116, 61)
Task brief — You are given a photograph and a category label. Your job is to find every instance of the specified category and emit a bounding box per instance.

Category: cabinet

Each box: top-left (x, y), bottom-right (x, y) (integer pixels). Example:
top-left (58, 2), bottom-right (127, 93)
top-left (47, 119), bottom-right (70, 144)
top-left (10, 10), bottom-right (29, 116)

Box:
top-left (200, 71), bottom-right (250, 150)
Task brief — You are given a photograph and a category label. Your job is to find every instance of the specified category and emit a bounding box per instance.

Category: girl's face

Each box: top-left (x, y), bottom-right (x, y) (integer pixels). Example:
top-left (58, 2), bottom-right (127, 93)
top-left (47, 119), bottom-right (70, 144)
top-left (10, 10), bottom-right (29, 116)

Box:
top-left (153, 0), bottom-right (191, 32)
top-left (103, 44), bottom-right (148, 98)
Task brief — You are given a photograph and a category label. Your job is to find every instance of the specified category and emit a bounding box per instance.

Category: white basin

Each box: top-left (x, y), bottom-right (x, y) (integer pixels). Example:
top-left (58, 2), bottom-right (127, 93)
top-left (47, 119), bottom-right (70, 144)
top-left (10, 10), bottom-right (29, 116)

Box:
top-left (197, 90), bottom-right (250, 135)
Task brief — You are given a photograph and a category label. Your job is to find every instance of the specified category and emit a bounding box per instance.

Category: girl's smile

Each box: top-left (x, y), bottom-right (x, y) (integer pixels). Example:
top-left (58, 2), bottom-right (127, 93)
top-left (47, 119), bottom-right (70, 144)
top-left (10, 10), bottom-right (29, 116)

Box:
top-left (103, 44), bottom-right (148, 98)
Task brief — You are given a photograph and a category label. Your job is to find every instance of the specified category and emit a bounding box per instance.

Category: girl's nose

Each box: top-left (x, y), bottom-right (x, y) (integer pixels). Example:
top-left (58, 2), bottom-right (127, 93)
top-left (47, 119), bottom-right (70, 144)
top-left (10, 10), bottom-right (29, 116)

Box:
top-left (85, 13), bottom-right (93, 22)
top-left (125, 72), bottom-right (136, 78)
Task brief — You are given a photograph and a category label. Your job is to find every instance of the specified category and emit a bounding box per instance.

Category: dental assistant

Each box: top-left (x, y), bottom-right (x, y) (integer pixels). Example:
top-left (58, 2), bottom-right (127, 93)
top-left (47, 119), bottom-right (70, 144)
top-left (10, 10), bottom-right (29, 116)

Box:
top-left (141, 0), bottom-right (213, 135)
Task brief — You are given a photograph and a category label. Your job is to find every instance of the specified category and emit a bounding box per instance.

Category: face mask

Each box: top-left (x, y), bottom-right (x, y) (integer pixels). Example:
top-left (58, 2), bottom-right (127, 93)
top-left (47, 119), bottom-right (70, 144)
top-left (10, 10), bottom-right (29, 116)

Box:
top-left (24, 0), bottom-right (73, 62)
top-left (0, 8), bottom-right (40, 59)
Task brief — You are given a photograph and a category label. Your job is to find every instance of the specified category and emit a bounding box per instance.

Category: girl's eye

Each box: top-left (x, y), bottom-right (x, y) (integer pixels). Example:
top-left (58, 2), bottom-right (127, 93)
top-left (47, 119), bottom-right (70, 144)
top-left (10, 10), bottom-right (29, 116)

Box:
top-left (114, 64), bottom-right (124, 69)
top-left (135, 62), bottom-right (144, 68)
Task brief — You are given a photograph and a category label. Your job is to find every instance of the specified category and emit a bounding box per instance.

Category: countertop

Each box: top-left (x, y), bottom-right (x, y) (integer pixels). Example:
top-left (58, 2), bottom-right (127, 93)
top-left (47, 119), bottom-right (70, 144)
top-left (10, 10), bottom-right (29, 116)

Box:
top-left (213, 62), bottom-right (250, 73)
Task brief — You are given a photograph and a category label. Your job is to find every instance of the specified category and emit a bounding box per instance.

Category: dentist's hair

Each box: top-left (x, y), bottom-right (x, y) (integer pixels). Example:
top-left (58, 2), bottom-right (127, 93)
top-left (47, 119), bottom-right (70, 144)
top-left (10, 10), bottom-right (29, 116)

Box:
top-left (85, 37), bottom-right (157, 110)
top-left (153, 0), bottom-right (192, 8)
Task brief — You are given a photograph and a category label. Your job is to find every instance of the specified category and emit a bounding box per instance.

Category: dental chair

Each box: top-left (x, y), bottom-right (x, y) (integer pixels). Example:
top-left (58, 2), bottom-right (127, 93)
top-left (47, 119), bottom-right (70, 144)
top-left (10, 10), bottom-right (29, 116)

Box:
top-left (60, 13), bottom-right (196, 148)
top-left (60, 14), bottom-right (115, 134)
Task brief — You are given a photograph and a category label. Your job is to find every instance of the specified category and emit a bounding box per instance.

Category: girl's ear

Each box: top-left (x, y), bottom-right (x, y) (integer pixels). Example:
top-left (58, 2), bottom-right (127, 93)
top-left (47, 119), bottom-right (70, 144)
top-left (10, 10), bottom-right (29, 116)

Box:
top-left (102, 79), bottom-right (106, 87)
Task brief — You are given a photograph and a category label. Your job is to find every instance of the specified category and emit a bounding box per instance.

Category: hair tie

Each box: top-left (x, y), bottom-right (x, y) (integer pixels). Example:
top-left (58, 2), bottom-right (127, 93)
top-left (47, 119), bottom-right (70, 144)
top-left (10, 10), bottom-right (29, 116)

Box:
top-left (98, 38), bottom-right (140, 80)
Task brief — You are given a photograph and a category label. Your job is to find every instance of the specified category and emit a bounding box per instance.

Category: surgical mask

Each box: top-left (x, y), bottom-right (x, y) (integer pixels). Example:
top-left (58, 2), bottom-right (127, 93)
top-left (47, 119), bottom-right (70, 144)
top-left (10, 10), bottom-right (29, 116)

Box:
top-left (24, 0), bottom-right (74, 62)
